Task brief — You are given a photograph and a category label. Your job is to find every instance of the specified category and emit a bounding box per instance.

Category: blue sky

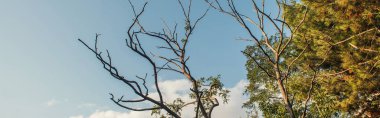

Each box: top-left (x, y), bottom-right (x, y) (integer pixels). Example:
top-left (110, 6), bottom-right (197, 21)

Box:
top-left (0, 0), bottom-right (280, 118)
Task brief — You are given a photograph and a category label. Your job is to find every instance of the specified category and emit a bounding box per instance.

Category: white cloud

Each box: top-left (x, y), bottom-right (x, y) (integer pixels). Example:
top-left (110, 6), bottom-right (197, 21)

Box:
top-left (148, 79), bottom-right (192, 102)
top-left (77, 103), bottom-right (97, 109)
top-left (87, 110), bottom-right (151, 118)
top-left (212, 80), bottom-right (249, 118)
top-left (69, 80), bottom-right (249, 118)
top-left (69, 115), bottom-right (84, 118)
top-left (46, 99), bottom-right (59, 107)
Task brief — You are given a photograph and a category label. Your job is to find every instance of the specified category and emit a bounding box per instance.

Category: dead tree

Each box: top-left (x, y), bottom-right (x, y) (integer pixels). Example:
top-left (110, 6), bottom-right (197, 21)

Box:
top-left (205, 0), bottom-right (309, 117)
top-left (78, 0), bottom-right (228, 118)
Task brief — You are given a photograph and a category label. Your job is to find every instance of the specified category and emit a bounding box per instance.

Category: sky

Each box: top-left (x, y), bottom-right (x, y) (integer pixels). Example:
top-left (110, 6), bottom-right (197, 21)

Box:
top-left (0, 0), bottom-right (280, 118)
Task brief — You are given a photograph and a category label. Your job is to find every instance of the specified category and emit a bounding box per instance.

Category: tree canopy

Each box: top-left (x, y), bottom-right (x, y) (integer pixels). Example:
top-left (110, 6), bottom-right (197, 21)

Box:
top-left (244, 0), bottom-right (379, 117)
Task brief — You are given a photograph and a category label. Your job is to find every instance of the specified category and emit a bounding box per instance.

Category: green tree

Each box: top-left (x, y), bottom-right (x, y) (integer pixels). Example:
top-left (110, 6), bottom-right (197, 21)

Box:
top-left (283, 0), bottom-right (380, 117)
top-left (207, 0), bottom-right (379, 117)
top-left (205, 0), bottom-right (311, 117)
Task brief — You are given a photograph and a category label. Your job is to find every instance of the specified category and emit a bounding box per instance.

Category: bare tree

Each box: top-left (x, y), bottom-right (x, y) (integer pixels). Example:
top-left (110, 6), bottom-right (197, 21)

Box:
top-left (205, 0), bottom-right (310, 117)
top-left (78, 0), bottom-right (228, 118)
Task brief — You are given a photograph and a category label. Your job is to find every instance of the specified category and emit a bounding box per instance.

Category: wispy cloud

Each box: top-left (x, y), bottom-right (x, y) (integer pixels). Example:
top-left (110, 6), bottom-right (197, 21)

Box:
top-left (46, 99), bottom-right (59, 107)
top-left (77, 103), bottom-right (97, 109)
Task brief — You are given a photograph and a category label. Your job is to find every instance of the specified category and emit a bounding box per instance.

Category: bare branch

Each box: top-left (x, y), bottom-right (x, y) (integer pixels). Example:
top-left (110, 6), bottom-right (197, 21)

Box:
top-left (110, 93), bottom-right (161, 111)
top-left (333, 28), bottom-right (378, 45)
top-left (208, 98), bottom-right (219, 118)
top-left (242, 51), bottom-right (274, 78)
top-left (301, 67), bottom-right (317, 118)
top-left (279, 8), bottom-right (309, 55)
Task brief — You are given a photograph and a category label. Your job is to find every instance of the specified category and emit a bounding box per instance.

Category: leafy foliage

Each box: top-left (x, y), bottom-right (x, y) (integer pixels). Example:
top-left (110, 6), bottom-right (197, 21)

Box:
top-left (151, 75), bottom-right (230, 118)
top-left (243, 36), bottom-right (289, 117)
top-left (283, 0), bottom-right (380, 117)
top-left (244, 0), bottom-right (380, 117)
